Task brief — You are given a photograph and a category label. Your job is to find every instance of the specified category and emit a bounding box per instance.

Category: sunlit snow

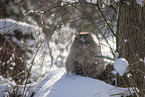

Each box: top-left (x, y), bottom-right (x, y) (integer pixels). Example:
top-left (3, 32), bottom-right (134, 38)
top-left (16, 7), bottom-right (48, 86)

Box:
top-left (34, 68), bottom-right (134, 97)
top-left (113, 58), bottom-right (129, 76)
top-left (136, 0), bottom-right (144, 5)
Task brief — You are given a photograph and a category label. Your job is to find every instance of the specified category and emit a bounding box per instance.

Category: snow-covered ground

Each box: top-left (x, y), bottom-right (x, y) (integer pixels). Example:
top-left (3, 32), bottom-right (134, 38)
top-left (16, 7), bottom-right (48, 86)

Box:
top-left (0, 19), bottom-right (43, 40)
top-left (33, 68), bottom-right (134, 97)
top-left (0, 67), bottom-right (134, 97)
top-left (0, 58), bottom-right (134, 97)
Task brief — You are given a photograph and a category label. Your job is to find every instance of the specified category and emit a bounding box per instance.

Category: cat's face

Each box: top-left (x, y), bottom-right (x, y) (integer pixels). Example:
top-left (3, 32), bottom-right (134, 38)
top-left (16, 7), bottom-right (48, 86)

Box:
top-left (73, 32), bottom-right (93, 49)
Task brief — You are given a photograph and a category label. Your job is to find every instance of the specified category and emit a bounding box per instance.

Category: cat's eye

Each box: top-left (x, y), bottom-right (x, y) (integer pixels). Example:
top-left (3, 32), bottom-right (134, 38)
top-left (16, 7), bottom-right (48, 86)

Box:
top-left (78, 40), bottom-right (83, 44)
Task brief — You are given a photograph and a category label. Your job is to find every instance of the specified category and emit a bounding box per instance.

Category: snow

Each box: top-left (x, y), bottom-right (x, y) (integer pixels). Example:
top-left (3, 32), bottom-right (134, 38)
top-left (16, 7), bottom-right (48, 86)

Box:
top-left (136, 0), bottom-right (144, 5)
top-left (0, 18), bottom-right (46, 80)
top-left (16, 83), bottom-right (36, 97)
top-left (0, 74), bottom-right (36, 97)
top-left (124, 1), bottom-right (130, 5)
top-left (0, 19), bottom-right (44, 47)
top-left (115, 52), bottom-right (119, 59)
top-left (127, 73), bottom-right (132, 78)
top-left (34, 68), bottom-right (133, 97)
top-left (0, 18), bottom-right (44, 58)
top-left (0, 84), bottom-right (8, 97)
top-left (95, 61), bottom-right (98, 64)
top-left (139, 58), bottom-right (143, 62)
top-left (112, 70), bottom-right (117, 75)
top-left (0, 19), bottom-right (42, 36)
top-left (124, 39), bottom-right (127, 43)
top-left (113, 58), bottom-right (129, 76)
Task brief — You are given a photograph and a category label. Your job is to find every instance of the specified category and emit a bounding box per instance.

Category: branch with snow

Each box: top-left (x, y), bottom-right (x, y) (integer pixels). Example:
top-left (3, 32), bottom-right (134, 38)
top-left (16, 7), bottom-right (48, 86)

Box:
top-left (113, 58), bottom-right (129, 76)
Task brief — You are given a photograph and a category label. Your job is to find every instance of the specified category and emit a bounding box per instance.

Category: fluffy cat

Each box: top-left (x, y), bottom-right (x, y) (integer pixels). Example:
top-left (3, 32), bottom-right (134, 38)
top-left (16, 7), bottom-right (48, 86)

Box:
top-left (65, 32), bottom-right (105, 78)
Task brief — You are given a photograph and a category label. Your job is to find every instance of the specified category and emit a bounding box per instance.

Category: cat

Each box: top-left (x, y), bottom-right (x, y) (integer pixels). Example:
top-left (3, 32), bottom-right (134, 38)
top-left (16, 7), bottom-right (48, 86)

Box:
top-left (65, 32), bottom-right (105, 78)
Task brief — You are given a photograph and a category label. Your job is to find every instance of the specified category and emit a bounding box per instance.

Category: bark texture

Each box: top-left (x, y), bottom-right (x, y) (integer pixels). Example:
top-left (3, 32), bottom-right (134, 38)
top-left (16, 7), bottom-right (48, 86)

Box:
top-left (117, 0), bottom-right (145, 95)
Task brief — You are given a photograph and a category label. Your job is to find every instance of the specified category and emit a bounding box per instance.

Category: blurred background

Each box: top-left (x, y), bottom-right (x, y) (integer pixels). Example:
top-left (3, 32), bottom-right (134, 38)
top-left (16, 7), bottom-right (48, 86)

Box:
top-left (0, 0), bottom-right (144, 96)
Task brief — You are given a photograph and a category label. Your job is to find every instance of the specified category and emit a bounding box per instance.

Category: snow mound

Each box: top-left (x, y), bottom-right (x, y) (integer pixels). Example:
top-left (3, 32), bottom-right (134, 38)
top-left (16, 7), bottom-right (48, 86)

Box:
top-left (0, 84), bottom-right (9, 97)
top-left (0, 19), bottom-right (44, 46)
top-left (114, 58), bottom-right (129, 76)
top-left (0, 19), bottom-right (42, 35)
top-left (34, 68), bottom-right (133, 97)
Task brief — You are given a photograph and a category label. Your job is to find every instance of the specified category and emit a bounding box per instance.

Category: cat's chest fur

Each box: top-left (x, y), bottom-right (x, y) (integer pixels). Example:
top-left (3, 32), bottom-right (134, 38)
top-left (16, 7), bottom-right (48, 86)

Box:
top-left (73, 49), bottom-right (95, 64)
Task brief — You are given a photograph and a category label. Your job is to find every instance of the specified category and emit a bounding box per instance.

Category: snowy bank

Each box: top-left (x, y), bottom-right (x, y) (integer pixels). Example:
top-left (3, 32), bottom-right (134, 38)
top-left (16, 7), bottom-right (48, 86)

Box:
top-left (0, 19), bottom-right (42, 36)
top-left (34, 68), bottom-right (133, 97)
top-left (0, 19), bottom-right (44, 46)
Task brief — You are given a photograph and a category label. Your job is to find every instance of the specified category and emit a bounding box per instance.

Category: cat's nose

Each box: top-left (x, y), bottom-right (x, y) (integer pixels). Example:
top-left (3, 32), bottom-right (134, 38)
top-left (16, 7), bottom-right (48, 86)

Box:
top-left (83, 43), bottom-right (88, 47)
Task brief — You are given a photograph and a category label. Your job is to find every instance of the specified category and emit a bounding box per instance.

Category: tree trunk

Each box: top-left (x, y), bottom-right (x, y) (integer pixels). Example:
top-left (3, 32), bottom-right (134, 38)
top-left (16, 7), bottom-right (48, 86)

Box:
top-left (117, 0), bottom-right (145, 94)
